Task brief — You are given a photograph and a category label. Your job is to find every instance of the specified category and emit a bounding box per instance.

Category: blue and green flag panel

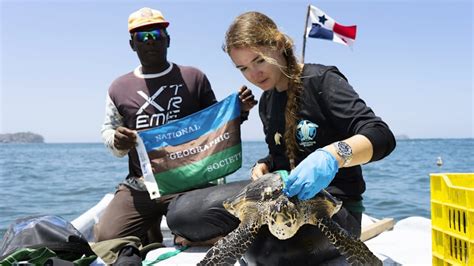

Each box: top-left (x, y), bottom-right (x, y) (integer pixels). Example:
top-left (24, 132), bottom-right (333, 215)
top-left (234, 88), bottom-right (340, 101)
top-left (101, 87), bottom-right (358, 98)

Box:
top-left (136, 93), bottom-right (242, 199)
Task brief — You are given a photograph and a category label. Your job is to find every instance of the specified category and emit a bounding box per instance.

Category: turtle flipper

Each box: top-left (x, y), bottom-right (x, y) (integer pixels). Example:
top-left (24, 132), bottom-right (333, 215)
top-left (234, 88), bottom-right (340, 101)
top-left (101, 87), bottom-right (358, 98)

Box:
top-left (198, 219), bottom-right (260, 266)
top-left (316, 217), bottom-right (382, 266)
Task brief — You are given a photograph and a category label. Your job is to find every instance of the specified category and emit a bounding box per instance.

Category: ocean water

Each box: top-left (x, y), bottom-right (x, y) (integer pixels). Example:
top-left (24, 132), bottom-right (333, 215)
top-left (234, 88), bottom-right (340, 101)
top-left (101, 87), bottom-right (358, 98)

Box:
top-left (0, 139), bottom-right (473, 239)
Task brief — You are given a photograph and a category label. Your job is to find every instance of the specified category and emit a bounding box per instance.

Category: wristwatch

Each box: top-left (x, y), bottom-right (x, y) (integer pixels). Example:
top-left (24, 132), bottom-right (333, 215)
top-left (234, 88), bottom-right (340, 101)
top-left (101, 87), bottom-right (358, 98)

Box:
top-left (333, 141), bottom-right (353, 167)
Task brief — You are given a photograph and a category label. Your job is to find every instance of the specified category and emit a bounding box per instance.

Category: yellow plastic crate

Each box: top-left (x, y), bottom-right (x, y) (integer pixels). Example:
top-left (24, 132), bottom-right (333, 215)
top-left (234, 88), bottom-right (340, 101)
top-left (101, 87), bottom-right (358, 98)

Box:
top-left (431, 173), bottom-right (474, 265)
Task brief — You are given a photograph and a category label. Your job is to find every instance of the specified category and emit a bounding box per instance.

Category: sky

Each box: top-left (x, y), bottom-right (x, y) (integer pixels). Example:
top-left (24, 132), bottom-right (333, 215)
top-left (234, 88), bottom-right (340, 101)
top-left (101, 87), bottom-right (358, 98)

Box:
top-left (0, 0), bottom-right (472, 142)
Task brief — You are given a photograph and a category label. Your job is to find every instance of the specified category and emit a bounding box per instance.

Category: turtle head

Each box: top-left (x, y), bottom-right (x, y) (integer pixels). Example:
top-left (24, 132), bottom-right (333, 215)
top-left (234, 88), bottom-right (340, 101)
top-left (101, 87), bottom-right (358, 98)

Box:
top-left (267, 196), bottom-right (300, 239)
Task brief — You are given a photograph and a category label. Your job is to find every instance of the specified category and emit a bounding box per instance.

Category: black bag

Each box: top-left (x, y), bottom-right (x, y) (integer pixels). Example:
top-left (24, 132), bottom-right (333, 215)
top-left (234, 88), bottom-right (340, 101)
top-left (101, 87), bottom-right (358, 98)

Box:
top-left (0, 215), bottom-right (95, 262)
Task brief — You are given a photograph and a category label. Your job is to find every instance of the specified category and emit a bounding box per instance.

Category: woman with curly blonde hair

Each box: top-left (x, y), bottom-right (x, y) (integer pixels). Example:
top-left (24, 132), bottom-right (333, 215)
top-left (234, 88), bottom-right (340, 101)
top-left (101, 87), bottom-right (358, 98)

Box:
top-left (224, 11), bottom-right (395, 264)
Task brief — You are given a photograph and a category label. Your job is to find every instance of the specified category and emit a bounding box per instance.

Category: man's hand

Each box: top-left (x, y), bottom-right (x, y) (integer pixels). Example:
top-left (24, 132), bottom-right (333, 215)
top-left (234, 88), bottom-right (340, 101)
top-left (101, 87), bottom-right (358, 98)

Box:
top-left (114, 126), bottom-right (137, 150)
top-left (238, 85), bottom-right (258, 112)
top-left (251, 163), bottom-right (269, 181)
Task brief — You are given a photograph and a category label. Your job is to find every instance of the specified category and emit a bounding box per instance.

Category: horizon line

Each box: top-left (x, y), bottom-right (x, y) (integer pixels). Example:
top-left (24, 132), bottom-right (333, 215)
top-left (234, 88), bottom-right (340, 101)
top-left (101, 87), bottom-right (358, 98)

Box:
top-left (2, 137), bottom-right (473, 145)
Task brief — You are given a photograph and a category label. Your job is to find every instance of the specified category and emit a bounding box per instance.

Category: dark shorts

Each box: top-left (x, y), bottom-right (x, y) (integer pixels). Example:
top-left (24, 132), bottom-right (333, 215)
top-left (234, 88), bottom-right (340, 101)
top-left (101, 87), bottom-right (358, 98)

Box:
top-left (94, 180), bottom-right (250, 244)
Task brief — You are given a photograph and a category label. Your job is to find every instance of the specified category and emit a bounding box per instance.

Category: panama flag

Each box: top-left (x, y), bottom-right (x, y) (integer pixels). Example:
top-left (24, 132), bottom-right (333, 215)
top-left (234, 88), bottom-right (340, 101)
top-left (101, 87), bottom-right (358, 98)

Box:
top-left (306, 5), bottom-right (357, 46)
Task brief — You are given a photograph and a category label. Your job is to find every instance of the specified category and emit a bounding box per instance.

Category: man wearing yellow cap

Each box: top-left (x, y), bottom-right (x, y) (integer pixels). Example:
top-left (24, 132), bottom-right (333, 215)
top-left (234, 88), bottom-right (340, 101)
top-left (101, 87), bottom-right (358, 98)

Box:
top-left (97, 7), bottom-right (257, 246)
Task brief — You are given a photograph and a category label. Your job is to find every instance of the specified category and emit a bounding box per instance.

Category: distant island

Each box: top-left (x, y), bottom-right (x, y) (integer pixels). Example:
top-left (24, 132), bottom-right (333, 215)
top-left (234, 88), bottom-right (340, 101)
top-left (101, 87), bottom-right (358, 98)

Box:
top-left (395, 134), bottom-right (410, 140)
top-left (0, 132), bottom-right (45, 143)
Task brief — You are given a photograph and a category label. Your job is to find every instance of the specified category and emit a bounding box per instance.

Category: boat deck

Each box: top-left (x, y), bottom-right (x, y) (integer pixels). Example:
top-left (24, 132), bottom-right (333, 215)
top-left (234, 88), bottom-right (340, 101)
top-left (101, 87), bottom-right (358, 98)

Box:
top-left (73, 194), bottom-right (432, 265)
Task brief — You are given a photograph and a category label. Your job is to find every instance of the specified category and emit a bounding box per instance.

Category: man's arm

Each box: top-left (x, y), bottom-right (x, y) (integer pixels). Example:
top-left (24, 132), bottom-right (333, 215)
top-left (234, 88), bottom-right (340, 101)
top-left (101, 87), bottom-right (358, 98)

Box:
top-left (101, 94), bottom-right (130, 157)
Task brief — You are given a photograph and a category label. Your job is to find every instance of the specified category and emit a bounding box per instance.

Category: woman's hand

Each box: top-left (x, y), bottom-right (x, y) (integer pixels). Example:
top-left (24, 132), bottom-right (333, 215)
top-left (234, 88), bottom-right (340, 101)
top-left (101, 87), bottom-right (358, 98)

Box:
top-left (238, 85), bottom-right (258, 112)
top-left (251, 163), bottom-right (269, 180)
top-left (284, 149), bottom-right (339, 200)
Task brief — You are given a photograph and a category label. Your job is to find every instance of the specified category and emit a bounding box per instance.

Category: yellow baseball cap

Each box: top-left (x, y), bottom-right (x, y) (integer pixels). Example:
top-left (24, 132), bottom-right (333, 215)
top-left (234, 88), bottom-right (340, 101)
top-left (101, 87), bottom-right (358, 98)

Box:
top-left (128, 7), bottom-right (169, 32)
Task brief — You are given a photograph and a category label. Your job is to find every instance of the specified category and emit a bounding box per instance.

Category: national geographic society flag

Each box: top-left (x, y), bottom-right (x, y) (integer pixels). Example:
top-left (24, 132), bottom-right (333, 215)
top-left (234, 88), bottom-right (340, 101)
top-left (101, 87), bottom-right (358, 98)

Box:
top-left (136, 93), bottom-right (242, 199)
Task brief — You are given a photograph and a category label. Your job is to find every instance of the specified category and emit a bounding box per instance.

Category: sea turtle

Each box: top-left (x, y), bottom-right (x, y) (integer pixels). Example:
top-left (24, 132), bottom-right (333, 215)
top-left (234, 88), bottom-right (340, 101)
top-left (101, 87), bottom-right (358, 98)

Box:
top-left (198, 171), bottom-right (382, 266)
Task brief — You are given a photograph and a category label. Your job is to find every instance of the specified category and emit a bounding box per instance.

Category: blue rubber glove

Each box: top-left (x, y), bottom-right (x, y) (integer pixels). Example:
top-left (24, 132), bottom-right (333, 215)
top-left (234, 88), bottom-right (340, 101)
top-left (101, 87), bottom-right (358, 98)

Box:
top-left (284, 149), bottom-right (339, 200)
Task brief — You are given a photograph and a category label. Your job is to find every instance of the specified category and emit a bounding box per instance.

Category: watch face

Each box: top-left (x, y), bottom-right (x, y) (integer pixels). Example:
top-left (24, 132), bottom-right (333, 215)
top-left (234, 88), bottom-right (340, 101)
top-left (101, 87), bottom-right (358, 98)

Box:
top-left (337, 141), bottom-right (352, 156)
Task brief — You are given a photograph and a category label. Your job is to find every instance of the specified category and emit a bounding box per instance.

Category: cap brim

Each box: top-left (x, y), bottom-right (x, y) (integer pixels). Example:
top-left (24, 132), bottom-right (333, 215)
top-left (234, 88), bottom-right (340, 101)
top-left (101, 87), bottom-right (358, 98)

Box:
top-left (129, 22), bottom-right (169, 32)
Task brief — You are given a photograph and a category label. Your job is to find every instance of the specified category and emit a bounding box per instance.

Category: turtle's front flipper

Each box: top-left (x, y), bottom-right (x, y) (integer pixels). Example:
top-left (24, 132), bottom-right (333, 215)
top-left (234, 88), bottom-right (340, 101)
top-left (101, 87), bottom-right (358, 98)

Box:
top-left (198, 218), bottom-right (260, 266)
top-left (316, 217), bottom-right (382, 266)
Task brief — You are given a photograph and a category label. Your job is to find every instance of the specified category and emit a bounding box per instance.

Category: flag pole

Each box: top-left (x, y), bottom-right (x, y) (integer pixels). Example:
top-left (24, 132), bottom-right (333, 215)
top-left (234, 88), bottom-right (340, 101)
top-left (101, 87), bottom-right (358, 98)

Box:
top-left (301, 4), bottom-right (311, 64)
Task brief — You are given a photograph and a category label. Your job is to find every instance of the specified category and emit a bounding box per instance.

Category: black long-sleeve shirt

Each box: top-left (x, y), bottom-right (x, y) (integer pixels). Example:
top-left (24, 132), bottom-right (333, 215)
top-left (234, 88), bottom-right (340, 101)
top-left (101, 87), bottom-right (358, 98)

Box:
top-left (258, 64), bottom-right (396, 200)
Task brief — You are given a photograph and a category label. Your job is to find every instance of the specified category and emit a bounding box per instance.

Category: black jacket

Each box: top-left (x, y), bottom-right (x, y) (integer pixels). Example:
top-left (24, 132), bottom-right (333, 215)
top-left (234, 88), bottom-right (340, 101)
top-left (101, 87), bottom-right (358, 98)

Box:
top-left (258, 64), bottom-right (396, 200)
